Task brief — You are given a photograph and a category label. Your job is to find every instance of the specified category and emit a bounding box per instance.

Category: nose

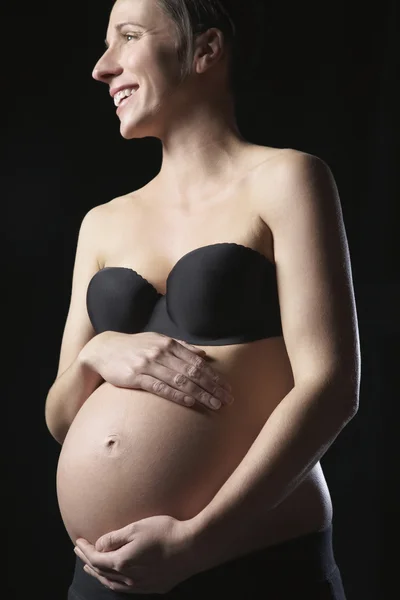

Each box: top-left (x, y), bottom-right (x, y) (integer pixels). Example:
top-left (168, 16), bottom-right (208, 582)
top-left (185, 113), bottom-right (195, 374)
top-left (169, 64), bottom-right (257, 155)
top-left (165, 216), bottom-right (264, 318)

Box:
top-left (92, 50), bottom-right (123, 83)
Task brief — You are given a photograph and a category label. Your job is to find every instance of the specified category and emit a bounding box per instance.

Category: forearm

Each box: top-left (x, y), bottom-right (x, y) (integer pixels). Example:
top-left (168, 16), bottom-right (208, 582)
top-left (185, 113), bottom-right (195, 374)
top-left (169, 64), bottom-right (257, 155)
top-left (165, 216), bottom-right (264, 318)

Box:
top-left (45, 347), bottom-right (104, 445)
top-left (188, 380), bottom-right (358, 573)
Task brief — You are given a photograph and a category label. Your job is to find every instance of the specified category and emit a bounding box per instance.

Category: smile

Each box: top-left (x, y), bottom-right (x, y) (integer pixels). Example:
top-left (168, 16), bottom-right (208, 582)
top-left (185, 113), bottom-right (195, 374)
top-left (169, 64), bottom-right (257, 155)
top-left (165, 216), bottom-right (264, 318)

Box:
top-left (114, 86), bottom-right (138, 107)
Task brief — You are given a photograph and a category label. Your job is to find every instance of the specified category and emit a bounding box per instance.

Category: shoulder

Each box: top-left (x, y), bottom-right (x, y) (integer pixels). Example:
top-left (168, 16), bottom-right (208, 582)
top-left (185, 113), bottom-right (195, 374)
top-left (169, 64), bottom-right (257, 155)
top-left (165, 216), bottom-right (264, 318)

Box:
top-left (78, 192), bottom-right (141, 266)
top-left (79, 199), bottom-right (116, 236)
top-left (83, 185), bottom-right (148, 230)
top-left (270, 148), bottom-right (335, 204)
top-left (90, 189), bottom-right (143, 224)
top-left (275, 148), bottom-right (334, 192)
top-left (255, 148), bottom-right (339, 227)
top-left (78, 202), bottom-right (107, 236)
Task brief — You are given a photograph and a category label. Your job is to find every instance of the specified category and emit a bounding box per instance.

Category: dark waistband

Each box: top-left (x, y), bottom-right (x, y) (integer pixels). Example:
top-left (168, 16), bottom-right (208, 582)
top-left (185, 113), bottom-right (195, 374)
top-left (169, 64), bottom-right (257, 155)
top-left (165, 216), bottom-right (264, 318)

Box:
top-left (69, 523), bottom-right (338, 599)
top-left (193, 524), bottom-right (336, 579)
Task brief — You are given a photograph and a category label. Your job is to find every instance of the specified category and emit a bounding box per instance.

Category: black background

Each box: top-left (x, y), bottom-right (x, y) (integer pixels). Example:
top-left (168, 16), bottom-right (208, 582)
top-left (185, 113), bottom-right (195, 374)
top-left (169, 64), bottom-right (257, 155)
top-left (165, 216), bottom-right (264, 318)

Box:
top-left (4, 1), bottom-right (397, 598)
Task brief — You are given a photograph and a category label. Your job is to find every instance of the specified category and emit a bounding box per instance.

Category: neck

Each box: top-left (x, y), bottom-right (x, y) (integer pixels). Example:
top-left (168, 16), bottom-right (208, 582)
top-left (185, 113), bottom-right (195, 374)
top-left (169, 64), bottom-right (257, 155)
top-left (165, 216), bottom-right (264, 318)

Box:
top-left (156, 110), bottom-right (248, 207)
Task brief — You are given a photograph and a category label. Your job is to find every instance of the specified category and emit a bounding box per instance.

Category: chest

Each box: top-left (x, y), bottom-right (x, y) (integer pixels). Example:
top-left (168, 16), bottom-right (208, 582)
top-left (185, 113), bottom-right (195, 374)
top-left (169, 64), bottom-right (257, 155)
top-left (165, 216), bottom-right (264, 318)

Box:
top-left (102, 186), bottom-right (274, 296)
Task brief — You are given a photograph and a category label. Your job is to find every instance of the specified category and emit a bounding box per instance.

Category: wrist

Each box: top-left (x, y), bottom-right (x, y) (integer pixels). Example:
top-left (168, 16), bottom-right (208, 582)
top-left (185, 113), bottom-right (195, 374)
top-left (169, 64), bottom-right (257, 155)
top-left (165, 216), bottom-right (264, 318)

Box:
top-left (78, 332), bottom-right (107, 372)
top-left (186, 512), bottom-right (207, 542)
top-left (77, 336), bottom-right (107, 393)
top-left (184, 513), bottom-right (224, 575)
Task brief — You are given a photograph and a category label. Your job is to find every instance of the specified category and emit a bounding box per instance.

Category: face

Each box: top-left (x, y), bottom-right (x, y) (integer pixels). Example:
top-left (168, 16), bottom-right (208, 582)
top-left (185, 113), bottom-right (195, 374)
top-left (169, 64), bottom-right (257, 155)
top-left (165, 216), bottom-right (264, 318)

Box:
top-left (92, 0), bottom-right (227, 140)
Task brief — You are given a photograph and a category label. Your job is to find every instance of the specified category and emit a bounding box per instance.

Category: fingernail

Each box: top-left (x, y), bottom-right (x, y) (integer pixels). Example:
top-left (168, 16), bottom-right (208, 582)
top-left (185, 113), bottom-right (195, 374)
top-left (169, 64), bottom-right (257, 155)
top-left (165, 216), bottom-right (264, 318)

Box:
top-left (210, 398), bottom-right (221, 409)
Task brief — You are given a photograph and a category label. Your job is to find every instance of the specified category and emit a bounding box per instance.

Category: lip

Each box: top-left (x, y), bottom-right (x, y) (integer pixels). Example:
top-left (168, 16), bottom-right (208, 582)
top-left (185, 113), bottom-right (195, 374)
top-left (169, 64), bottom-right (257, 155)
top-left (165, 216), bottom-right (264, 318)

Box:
top-left (116, 88), bottom-right (138, 116)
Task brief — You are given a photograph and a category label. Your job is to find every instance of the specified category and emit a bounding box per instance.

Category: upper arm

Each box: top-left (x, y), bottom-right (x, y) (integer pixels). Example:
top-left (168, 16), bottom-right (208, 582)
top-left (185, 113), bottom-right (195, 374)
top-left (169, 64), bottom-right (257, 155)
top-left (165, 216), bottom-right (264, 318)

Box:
top-left (260, 151), bottom-right (360, 403)
top-left (55, 205), bottom-right (105, 380)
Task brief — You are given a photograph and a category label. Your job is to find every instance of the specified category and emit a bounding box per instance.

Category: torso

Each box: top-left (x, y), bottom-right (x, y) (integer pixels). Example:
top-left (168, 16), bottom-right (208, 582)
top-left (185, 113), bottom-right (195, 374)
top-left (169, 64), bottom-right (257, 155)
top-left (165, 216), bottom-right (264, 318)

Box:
top-left (56, 143), bottom-right (333, 548)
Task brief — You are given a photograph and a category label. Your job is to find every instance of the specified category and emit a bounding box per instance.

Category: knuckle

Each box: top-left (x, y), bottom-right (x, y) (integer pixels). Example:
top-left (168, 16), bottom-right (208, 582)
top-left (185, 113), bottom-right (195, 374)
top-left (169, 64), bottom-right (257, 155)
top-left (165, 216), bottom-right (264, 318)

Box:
top-left (187, 365), bottom-right (201, 379)
top-left (114, 558), bottom-right (126, 572)
top-left (164, 337), bottom-right (174, 349)
top-left (135, 356), bottom-right (147, 369)
top-left (198, 390), bottom-right (211, 403)
top-left (172, 389), bottom-right (183, 403)
top-left (135, 373), bottom-right (147, 388)
top-left (152, 380), bottom-right (166, 394)
top-left (146, 348), bottom-right (160, 361)
top-left (194, 356), bottom-right (204, 368)
top-left (174, 373), bottom-right (187, 387)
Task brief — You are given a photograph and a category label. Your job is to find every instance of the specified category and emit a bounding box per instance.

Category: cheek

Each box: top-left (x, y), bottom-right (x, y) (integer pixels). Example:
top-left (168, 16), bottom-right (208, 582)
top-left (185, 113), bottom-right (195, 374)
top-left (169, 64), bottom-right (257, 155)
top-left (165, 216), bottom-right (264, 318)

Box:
top-left (124, 42), bottom-right (181, 93)
top-left (153, 43), bottom-right (182, 84)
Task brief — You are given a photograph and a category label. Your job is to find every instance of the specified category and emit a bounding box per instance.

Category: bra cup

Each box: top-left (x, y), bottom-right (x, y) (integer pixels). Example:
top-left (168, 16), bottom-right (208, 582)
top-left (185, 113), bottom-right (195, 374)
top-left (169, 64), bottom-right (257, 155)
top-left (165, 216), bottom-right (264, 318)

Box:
top-left (165, 259), bottom-right (238, 338)
top-left (164, 244), bottom-right (274, 339)
top-left (87, 267), bottom-right (160, 334)
top-left (86, 244), bottom-right (282, 343)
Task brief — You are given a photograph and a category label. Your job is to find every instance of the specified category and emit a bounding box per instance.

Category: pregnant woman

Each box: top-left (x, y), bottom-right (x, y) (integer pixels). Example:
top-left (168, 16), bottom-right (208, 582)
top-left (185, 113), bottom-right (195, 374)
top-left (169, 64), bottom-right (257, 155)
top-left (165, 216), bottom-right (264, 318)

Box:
top-left (45, 0), bottom-right (360, 598)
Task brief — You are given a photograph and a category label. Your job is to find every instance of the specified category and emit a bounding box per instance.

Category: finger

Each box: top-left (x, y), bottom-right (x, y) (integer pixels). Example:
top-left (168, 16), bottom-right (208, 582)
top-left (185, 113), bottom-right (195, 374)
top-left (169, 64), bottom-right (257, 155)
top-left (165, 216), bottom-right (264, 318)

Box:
top-left (136, 372), bottom-right (198, 408)
top-left (74, 541), bottom-right (117, 574)
top-left (137, 364), bottom-right (228, 411)
top-left (173, 339), bottom-right (207, 356)
top-left (96, 524), bottom-right (135, 551)
top-left (83, 563), bottom-right (136, 591)
top-left (158, 338), bottom-right (232, 393)
top-left (86, 563), bottom-right (135, 586)
top-left (75, 549), bottom-right (136, 586)
top-left (171, 341), bottom-right (233, 393)
top-left (157, 355), bottom-right (234, 407)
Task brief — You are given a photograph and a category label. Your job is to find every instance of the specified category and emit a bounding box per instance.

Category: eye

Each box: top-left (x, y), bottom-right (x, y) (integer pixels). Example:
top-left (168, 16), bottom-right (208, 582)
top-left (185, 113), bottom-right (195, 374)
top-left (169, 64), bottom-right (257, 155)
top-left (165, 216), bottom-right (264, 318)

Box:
top-left (123, 33), bottom-right (139, 42)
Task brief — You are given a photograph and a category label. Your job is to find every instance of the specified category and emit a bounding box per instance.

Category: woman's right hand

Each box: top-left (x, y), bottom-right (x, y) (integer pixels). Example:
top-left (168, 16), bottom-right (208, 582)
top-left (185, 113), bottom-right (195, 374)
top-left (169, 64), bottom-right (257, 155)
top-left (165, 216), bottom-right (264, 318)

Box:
top-left (79, 331), bottom-right (234, 411)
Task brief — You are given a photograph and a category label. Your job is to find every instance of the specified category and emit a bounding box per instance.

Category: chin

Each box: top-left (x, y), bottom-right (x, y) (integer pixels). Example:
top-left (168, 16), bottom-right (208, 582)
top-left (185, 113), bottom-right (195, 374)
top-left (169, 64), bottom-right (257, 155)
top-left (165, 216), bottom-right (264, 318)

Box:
top-left (120, 128), bottom-right (136, 140)
top-left (119, 122), bottom-right (141, 140)
top-left (119, 120), bottom-right (159, 141)
top-left (119, 113), bottom-right (152, 139)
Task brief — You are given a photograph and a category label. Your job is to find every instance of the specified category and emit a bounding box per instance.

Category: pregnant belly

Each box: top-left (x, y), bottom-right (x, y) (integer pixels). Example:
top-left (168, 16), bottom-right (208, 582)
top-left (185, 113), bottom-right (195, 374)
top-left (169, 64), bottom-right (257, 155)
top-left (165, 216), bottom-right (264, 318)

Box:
top-left (56, 382), bottom-right (263, 545)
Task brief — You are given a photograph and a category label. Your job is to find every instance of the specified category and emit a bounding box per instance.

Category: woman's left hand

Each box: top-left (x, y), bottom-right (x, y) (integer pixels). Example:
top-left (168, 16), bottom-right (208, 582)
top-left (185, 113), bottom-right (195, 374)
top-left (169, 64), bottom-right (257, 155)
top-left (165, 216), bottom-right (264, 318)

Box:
top-left (73, 515), bottom-right (198, 594)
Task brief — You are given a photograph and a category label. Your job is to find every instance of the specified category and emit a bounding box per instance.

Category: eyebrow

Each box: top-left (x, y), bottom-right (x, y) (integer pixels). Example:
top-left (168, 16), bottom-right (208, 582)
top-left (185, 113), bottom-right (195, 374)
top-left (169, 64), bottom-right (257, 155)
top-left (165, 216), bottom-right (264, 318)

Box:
top-left (104, 21), bottom-right (145, 48)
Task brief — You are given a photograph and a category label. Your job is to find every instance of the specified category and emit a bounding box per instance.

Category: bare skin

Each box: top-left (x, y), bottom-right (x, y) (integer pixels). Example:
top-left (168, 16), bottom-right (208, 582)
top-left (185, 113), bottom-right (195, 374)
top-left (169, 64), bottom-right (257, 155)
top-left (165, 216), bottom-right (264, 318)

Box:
top-left (92, 0), bottom-right (253, 204)
top-left (54, 0), bottom-right (341, 558)
top-left (56, 144), bottom-right (333, 546)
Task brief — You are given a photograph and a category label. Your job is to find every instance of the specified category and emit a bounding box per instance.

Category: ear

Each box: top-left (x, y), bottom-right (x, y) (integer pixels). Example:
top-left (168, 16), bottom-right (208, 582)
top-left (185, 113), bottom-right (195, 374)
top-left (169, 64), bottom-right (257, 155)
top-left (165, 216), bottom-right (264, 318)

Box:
top-left (193, 27), bottom-right (226, 75)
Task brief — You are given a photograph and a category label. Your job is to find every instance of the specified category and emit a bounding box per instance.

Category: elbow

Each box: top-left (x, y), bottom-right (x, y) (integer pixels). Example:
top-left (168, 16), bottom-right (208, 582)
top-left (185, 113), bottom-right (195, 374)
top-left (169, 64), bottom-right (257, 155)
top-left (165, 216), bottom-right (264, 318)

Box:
top-left (318, 381), bottom-right (359, 432)
top-left (48, 430), bottom-right (65, 446)
top-left (325, 383), bottom-right (359, 421)
top-left (334, 368), bottom-right (360, 416)
top-left (300, 369), bottom-right (360, 416)
top-left (346, 396), bottom-right (359, 421)
top-left (333, 380), bottom-right (360, 418)
top-left (46, 420), bottom-right (67, 445)
top-left (44, 398), bottom-right (67, 446)
top-left (45, 412), bottom-right (67, 446)
top-left (339, 392), bottom-right (359, 425)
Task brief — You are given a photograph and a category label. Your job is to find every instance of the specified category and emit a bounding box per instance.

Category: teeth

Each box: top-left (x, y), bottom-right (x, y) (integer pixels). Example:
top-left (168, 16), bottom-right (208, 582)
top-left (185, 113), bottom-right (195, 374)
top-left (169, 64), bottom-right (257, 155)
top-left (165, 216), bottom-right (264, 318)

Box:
top-left (114, 87), bottom-right (137, 107)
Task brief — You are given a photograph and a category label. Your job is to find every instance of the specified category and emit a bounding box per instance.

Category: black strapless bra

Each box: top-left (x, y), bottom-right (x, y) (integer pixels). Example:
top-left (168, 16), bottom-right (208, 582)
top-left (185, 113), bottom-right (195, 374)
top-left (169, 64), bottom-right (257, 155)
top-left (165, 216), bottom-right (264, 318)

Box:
top-left (86, 242), bottom-right (283, 346)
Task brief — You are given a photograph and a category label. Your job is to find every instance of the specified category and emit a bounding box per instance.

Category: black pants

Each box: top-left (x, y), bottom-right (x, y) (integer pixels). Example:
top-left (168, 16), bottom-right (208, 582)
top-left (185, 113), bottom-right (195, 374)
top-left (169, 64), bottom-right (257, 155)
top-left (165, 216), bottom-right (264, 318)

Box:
top-left (68, 523), bottom-right (346, 599)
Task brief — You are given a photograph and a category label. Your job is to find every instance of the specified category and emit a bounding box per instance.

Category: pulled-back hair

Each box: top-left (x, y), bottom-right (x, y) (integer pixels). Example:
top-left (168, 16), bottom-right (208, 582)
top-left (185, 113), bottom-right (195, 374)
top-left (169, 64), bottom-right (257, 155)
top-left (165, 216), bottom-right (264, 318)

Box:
top-left (155, 0), bottom-right (266, 93)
